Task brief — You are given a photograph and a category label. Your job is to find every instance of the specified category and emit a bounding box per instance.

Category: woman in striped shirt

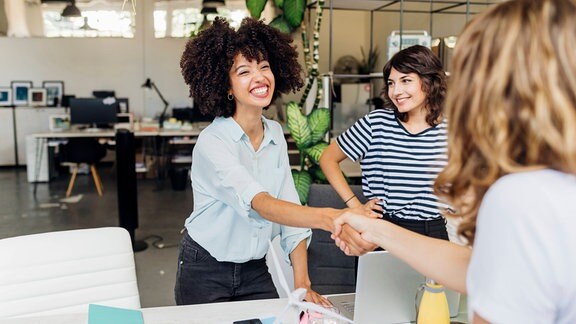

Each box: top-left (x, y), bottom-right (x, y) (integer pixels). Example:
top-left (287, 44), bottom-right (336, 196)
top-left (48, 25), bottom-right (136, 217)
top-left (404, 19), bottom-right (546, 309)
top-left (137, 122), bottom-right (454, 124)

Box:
top-left (320, 45), bottom-right (449, 254)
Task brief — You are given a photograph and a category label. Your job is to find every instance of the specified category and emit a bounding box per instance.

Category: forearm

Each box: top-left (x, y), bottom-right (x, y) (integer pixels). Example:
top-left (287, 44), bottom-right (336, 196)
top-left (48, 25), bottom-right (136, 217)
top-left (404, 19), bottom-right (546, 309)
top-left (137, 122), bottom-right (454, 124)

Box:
top-left (320, 142), bottom-right (361, 208)
top-left (252, 192), bottom-right (337, 232)
top-left (372, 221), bottom-right (470, 293)
top-left (289, 240), bottom-right (311, 289)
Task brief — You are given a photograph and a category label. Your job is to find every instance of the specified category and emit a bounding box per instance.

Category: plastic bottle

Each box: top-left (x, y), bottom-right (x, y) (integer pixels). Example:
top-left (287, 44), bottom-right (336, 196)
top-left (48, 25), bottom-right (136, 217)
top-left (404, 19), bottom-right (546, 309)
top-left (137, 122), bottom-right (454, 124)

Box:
top-left (417, 278), bottom-right (450, 324)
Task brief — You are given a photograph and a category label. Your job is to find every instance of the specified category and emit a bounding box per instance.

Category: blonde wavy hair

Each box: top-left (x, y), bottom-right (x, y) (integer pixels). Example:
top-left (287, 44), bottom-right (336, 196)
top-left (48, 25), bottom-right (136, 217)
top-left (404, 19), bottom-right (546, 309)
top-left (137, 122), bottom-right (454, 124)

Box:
top-left (434, 0), bottom-right (576, 244)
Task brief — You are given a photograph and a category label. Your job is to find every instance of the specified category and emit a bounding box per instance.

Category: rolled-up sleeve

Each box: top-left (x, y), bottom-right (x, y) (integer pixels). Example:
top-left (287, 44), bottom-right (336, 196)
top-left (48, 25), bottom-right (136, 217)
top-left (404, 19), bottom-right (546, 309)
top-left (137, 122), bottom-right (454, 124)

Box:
top-left (279, 225), bottom-right (311, 264)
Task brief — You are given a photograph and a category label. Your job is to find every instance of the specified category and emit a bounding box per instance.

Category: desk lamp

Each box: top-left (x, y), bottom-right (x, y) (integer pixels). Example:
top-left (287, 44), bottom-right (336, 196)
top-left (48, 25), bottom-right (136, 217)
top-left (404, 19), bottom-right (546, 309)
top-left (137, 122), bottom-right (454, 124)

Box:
top-left (141, 78), bottom-right (169, 129)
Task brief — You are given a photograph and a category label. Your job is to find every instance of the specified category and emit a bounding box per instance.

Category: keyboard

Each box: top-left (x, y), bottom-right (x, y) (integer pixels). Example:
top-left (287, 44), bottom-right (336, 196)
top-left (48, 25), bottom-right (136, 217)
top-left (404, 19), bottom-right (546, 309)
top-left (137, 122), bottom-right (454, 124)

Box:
top-left (83, 128), bottom-right (105, 133)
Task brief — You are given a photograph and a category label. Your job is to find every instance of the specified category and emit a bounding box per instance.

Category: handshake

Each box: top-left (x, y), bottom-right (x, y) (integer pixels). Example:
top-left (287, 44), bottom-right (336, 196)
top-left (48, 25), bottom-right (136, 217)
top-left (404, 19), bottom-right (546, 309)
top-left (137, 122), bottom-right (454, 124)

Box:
top-left (329, 198), bottom-right (385, 256)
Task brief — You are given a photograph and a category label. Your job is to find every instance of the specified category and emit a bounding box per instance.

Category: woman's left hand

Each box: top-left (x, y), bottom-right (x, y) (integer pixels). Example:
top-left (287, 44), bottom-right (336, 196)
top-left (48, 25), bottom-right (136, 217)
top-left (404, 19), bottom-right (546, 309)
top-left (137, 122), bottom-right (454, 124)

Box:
top-left (300, 284), bottom-right (333, 308)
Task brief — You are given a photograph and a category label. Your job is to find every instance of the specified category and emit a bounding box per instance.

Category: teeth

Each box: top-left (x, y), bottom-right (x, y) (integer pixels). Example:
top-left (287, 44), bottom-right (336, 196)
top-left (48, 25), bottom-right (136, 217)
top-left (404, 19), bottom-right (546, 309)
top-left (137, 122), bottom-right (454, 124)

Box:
top-left (252, 87), bottom-right (267, 95)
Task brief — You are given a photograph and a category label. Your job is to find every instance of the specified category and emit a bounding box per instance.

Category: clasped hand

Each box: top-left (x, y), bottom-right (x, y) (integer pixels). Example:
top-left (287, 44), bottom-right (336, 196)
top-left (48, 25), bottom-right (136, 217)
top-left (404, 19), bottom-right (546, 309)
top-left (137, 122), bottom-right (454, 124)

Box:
top-left (331, 198), bottom-right (382, 256)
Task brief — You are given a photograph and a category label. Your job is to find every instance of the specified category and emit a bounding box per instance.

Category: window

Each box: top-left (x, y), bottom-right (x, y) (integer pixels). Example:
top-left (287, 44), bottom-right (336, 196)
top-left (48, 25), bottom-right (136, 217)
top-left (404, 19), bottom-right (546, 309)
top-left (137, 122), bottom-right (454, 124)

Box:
top-left (154, 0), bottom-right (248, 38)
top-left (41, 2), bottom-right (135, 38)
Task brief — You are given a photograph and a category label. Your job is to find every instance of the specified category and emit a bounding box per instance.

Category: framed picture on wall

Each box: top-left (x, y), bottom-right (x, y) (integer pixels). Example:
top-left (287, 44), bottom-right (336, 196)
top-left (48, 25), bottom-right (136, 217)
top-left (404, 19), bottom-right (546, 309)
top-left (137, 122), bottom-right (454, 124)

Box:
top-left (29, 88), bottom-right (47, 106)
top-left (11, 81), bottom-right (33, 106)
top-left (49, 114), bottom-right (70, 131)
top-left (0, 88), bottom-right (11, 106)
top-left (42, 80), bottom-right (64, 107)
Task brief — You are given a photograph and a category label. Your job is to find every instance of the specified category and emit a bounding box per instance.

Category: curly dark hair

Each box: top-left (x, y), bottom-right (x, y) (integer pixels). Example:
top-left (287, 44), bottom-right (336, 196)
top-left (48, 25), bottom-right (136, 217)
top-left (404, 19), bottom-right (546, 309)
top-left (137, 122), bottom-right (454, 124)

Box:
top-left (382, 45), bottom-right (447, 126)
top-left (180, 17), bottom-right (304, 118)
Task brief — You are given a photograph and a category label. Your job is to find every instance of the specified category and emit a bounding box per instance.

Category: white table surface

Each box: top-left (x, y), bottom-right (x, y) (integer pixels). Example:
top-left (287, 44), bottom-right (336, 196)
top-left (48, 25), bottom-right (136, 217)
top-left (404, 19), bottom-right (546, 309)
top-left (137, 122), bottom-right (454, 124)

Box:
top-left (1, 298), bottom-right (295, 324)
top-left (0, 295), bottom-right (467, 324)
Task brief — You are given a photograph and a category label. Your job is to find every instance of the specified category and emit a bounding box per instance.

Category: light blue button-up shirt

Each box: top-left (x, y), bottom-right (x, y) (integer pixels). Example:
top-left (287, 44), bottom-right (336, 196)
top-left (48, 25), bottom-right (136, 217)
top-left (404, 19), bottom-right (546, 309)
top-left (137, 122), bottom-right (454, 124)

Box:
top-left (185, 116), bottom-right (311, 263)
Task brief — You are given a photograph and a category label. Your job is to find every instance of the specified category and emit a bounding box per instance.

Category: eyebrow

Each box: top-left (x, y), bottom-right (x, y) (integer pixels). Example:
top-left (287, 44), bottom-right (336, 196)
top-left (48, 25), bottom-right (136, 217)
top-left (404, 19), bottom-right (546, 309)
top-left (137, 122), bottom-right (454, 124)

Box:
top-left (388, 75), bottom-right (412, 82)
top-left (233, 65), bottom-right (250, 73)
top-left (233, 61), bottom-right (270, 72)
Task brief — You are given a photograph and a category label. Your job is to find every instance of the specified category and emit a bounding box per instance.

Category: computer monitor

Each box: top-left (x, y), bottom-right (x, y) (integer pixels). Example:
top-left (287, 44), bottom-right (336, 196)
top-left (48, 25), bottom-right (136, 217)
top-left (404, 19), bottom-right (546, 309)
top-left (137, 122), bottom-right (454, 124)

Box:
top-left (172, 106), bottom-right (214, 123)
top-left (69, 98), bottom-right (118, 128)
top-left (92, 90), bottom-right (116, 98)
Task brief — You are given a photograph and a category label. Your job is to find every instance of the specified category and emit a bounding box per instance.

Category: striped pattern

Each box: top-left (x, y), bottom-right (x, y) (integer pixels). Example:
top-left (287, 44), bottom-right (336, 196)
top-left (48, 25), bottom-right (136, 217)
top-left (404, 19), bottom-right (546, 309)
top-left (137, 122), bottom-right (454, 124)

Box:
top-left (337, 109), bottom-right (448, 220)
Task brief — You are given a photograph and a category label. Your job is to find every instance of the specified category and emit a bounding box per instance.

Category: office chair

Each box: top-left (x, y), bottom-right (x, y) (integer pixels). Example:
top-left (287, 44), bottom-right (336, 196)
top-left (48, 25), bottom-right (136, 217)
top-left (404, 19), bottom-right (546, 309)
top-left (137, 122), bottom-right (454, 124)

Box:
top-left (61, 138), bottom-right (107, 197)
top-left (0, 227), bottom-right (141, 318)
top-left (307, 183), bottom-right (367, 294)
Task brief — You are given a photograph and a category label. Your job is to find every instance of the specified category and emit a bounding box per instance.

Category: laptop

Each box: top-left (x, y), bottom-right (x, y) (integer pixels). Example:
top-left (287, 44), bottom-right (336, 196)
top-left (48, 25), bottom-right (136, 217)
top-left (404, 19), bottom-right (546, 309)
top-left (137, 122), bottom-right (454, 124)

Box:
top-left (328, 251), bottom-right (461, 323)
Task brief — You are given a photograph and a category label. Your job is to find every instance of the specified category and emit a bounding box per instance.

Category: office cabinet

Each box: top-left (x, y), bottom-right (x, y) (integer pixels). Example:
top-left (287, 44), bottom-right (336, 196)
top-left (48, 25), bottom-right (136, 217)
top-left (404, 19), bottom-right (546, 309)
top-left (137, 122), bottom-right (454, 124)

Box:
top-left (25, 135), bottom-right (55, 183)
top-left (15, 107), bottom-right (66, 166)
top-left (0, 108), bottom-right (16, 166)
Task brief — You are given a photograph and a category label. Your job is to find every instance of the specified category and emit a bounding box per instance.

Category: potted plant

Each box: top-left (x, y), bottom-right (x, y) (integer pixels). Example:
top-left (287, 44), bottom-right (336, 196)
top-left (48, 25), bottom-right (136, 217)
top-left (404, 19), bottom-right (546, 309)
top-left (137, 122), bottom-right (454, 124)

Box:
top-left (358, 46), bottom-right (381, 75)
top-left (246, 0), bottom-right (330, 204)
top-left (246, 0), bottom-right (307, 34)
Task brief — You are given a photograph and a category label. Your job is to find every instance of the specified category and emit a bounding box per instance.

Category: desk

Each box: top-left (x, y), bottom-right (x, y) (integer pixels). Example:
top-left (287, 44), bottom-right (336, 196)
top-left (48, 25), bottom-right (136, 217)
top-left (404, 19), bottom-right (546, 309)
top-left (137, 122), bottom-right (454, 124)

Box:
top-left (28, 128), bottom-right (203, 183)
top-left (28, 127), bottom-right (362, 188)
top-left (0, 295), bottom-right (468, 324)
top-left (1, 298), bottom-right (291, 324)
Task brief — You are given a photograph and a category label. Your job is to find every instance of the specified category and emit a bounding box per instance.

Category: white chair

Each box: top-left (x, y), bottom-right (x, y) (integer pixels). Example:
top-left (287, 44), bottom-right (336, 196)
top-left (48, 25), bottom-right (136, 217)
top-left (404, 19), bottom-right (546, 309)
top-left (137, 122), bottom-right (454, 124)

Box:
top-left (0, 227), bottom-right (141, 318)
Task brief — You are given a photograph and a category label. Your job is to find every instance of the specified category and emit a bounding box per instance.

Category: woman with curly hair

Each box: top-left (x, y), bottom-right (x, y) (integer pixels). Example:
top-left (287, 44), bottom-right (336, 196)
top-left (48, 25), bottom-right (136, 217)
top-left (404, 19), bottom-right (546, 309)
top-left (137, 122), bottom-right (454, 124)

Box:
top-left (333, 0), bottom-right (576, 322)
top-left (175, 17), bottom-right (372, 306)
top-left (320, 45), bottom-right (449, 254)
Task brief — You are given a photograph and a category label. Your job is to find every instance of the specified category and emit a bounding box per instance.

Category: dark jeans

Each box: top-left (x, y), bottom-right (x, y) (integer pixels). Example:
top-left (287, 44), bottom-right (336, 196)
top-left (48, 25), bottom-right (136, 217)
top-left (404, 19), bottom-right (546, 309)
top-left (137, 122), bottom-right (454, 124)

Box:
top-left (174, 232), bottom-right (279, 305)
top-left (382, 214), bottom-right (449, 240)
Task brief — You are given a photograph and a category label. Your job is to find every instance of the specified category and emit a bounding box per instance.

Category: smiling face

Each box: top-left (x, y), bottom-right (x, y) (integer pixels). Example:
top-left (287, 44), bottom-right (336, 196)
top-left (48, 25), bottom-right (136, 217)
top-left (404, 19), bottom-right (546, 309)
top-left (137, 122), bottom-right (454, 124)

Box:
top-left (228, 53), bottom-right (275, 113)
top-left (387, 67), bottom-right (427, 116)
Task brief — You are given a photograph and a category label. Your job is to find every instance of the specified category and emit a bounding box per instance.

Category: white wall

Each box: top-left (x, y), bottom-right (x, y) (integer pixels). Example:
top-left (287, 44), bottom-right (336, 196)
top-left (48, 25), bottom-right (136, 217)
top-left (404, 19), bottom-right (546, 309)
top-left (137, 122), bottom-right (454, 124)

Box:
top-left (0, 1), bottom-right (189, 120)
top-left (0, 2), bottom-right (482, 120)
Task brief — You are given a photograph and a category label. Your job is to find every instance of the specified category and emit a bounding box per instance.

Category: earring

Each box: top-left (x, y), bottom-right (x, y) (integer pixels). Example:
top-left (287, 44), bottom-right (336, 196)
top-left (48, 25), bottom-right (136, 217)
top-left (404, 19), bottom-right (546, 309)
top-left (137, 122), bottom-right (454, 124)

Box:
top-left (227, 93), bottom-right (234, 101)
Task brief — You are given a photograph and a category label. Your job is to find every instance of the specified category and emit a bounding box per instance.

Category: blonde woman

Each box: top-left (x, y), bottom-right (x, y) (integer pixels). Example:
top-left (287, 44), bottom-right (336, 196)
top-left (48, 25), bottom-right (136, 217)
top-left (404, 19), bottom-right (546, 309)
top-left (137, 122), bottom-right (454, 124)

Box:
top-left (333, 0), bottom-right (576, 322)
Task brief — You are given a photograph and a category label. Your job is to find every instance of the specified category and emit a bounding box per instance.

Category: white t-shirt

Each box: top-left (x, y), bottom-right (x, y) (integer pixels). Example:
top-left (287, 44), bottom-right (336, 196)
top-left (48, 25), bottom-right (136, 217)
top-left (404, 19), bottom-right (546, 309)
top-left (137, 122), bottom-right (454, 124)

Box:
top-left (467, 169), bottom-right (576, 323)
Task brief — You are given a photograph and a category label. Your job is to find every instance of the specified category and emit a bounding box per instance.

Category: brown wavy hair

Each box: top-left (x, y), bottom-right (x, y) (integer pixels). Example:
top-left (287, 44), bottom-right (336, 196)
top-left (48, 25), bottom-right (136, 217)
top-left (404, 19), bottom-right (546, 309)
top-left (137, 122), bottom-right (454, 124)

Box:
top-left (434, 0), bottom-right (576, 245)
top-left (180, 17), bottom-right (304, 118)
top-left (382, 45), bottom-right (447, 126)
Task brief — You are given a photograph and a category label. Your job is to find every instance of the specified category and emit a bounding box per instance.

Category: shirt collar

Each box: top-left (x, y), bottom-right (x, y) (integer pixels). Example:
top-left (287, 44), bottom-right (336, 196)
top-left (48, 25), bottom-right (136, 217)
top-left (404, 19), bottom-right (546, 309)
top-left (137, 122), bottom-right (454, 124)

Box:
top-left (223, 116), bottom-right (279, 146)
top-left (262, 117), bottom-right (279, 146)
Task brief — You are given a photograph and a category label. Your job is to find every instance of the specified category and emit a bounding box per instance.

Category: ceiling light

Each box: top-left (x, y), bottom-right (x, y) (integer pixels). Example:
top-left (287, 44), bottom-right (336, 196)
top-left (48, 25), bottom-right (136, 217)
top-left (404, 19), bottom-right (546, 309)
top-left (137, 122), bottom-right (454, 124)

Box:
top-left (200, 7), bottom-right (218, 15)
top-left (202, 0), bottom-right (225, 8)
top-left (61, 1), bottom-right (81, 18)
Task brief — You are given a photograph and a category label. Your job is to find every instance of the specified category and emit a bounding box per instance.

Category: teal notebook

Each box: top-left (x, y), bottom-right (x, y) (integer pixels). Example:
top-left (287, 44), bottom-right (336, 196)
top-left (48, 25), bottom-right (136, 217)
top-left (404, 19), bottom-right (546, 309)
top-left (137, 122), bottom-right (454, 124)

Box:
top-left (88, 304), bottom-right (144, 324)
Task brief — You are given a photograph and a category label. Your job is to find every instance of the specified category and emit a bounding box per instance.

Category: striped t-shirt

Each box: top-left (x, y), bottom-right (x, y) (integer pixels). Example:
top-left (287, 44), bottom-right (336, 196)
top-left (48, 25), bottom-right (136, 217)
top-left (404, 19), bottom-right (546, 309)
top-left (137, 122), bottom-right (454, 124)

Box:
top-left (336, 109), bottom-right (448, 221)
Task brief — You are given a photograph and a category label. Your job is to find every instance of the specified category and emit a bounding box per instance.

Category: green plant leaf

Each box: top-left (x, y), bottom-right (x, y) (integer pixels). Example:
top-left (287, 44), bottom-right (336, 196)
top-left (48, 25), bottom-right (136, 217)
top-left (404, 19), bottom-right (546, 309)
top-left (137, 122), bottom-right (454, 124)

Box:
top-left (286, 101), bottom-right (312, 149)
top-left (270, 16), bottom-right (293, 34)
top-left (309, 165), bottom-right (328, 183)
top-left (283, 0), bottom-right (306, 28)
top-left (292, 169), bottom-right (312, 204)
top-left (274, 0), bottom-right (284, 8)
top-left (307, 108), bottom-right (330, 145)
top-left (304, 141), bottom-right (329, 165)
top-left (246, 0), bottom-right (268, 19)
